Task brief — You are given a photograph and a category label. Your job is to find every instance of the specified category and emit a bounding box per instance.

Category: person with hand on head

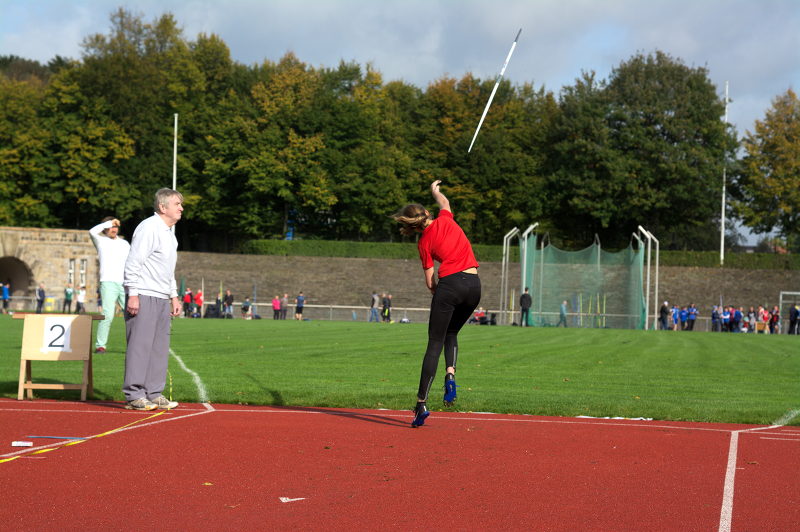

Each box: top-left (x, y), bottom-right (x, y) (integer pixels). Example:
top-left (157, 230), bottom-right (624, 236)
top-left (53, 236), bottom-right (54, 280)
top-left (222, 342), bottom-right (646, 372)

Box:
top-left (89, 216), bottom-right (131, 353)
top-left (122, 188), bottom-right (183, 411)
top-left (392, 180), bottom-right (481, 428)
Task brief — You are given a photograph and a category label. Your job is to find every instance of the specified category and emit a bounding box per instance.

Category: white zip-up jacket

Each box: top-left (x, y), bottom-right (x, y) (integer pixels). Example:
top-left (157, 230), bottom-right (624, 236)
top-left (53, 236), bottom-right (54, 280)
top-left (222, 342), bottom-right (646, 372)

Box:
top-left (123, 214), bottom-right (178, 299)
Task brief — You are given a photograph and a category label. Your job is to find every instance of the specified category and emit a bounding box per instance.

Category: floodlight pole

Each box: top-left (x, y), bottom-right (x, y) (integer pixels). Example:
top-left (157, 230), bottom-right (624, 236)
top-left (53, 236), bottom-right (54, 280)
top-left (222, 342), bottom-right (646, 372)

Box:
top-left (172, 113), bottom-right (178, 191)
top-left (720, 81), bottom-right (728, 266)
top-left (172, 113), bottom-right (178, 234)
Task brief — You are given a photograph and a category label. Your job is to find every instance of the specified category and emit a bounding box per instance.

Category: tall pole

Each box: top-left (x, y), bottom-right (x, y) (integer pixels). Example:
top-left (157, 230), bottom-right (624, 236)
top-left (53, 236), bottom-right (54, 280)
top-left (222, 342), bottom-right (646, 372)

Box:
top-left (172, 113), bottom-right (178, 191)
top-left (720, 82), bottom-right (728, 266)
top-left (171, 113), bottom-right (178, 234)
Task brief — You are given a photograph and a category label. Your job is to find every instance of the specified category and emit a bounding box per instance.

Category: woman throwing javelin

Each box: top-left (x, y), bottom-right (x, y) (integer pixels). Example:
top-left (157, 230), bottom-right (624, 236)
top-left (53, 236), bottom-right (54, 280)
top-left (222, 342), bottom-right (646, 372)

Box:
top-left (392, 180), bottom-right (481, 427)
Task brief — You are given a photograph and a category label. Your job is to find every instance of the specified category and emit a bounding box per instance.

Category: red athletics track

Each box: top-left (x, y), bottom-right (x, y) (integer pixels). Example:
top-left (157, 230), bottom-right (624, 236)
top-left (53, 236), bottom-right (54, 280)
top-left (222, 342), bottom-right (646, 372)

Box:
top-left (0, 398), bottom-right (797, 531)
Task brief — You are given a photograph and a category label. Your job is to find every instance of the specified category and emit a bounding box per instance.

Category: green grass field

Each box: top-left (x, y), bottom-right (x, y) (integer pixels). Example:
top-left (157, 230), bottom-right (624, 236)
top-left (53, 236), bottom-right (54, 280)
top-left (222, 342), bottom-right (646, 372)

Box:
top-left (1, 315), bottom-right (797, 425)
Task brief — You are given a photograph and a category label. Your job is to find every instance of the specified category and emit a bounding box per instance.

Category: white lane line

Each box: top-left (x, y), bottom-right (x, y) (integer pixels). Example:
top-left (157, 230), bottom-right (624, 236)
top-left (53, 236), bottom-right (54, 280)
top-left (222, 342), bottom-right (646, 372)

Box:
top-left (718, 424), bottom-right (780, 532)
top-left (170, 348), bottom-right (209, 403)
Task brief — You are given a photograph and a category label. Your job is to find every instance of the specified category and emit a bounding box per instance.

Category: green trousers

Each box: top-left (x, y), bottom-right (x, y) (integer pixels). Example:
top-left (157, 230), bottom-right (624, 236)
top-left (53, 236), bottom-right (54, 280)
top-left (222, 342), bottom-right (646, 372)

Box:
top-left (96, 281), bottom-right (125, 349)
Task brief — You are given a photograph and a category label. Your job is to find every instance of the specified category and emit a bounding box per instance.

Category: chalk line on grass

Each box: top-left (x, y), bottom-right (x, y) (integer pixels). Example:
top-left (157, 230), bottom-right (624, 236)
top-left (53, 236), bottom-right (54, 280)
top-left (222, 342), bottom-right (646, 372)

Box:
top-left (170, 348), bottom-right (209, 403)
top-left (772, 408), bottom-right (799, 426)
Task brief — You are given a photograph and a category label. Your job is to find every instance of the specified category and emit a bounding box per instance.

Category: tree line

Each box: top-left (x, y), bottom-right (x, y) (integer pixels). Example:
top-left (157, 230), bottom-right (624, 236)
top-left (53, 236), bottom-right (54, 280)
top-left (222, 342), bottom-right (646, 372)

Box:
top-left (0, 8), bottom-right (797, 252)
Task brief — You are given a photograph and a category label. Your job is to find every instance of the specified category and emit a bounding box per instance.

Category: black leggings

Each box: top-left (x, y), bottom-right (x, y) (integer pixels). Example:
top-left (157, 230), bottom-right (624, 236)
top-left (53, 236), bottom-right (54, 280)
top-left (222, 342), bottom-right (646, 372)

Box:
top-left (417, 272), bottom-right (481, 400)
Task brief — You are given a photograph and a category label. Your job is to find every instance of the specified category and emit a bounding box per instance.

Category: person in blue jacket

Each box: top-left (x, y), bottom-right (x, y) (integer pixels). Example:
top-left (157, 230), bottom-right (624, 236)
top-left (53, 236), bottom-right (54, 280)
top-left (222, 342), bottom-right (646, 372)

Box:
top-left (686, 303), bottom-right (698, 331)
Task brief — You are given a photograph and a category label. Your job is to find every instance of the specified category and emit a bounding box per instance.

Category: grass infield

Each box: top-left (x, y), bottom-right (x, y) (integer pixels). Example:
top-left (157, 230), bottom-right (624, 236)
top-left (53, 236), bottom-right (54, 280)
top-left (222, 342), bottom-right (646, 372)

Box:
top-left (1, 315), bottom-right (797, 425)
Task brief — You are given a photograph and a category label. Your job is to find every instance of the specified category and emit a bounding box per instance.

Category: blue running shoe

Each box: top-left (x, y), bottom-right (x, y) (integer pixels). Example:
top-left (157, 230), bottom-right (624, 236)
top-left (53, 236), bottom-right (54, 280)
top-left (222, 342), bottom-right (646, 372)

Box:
top-left (411, 403), bottom-right (430, 428)
top-left (443, 375), bottom-right (457, 406)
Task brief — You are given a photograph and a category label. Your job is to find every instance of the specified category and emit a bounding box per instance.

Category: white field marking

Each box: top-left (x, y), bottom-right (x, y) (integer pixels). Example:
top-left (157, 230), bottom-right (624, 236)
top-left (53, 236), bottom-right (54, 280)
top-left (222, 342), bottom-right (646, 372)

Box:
top-left (1, 406), bottom-right (215, 459)
top-left (279, 497), bottom-right (306, 503)
top-left (773, 409), bottom-right (800, 426)
top-left (170, 348), bottom-right (209, 403)
top-left (718, 425), bottom-right (779, 532)
top-left (203, 408), bottom-right (744, 433)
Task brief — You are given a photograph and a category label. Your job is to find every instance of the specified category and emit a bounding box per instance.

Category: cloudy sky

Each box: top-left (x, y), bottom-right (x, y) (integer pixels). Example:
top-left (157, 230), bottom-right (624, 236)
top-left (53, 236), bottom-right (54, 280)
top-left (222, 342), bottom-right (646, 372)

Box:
top-left (2, 0), bottom-right (798, 137)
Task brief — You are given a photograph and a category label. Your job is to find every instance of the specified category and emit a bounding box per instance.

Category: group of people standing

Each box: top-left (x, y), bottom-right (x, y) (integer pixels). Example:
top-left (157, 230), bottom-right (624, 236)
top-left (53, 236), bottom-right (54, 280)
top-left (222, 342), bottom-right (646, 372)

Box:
top-left (658, 301), bottom-right (796, 334)
top-left (711, 304), bottom-right (786, 334)
top-left (659, 303), bottom-right (701, 331)
top-left (271, 293), bottom-right (306, 320)
top-left (21, 282), bottom-right (88, 315)
top-left (369, 292), bottom-right (393, 323)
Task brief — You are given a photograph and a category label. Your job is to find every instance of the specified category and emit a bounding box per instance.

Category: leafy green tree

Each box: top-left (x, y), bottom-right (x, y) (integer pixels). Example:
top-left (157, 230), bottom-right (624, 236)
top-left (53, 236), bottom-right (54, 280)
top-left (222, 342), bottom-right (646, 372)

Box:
top-left (0, 77), bottom-right (56, 225)
top-left (39, 70), bottom-right (136, 227)
top-left (732, 89), bottom-right (800, 250)
top-left (78, 9), bottom-right (205, 222)
top-left (545, 52), bottom-right (735, 249)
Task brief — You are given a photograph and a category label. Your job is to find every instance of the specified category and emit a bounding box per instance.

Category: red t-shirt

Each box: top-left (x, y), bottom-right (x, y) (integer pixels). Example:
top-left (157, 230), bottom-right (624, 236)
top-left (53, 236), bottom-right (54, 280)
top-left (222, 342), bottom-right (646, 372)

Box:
top-left (418, 209), bottom-right (479, 278)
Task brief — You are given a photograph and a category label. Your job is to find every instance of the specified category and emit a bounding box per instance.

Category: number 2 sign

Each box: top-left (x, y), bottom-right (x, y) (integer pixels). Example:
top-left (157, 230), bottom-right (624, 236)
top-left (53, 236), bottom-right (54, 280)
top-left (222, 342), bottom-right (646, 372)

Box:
top-left (42, 316), bottom-right (75, 353)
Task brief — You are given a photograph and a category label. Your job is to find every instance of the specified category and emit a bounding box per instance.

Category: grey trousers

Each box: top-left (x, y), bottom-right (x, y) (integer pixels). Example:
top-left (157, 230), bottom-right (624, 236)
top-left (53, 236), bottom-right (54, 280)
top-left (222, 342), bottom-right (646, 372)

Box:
top-left (123, 295), bottom-right (171, 401)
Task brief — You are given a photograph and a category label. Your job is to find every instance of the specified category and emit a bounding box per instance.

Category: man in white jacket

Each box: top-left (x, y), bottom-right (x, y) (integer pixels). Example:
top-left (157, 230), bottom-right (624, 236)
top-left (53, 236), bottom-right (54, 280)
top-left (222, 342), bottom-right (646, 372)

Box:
top-left (122, 189), bottom-right (183, 411)
top-left (89, 216), bottom-right (131, 353)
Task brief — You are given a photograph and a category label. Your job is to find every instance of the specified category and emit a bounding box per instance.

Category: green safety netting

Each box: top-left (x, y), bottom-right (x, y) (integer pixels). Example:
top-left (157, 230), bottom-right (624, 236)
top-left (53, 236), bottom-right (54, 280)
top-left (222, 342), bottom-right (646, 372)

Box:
top-left (521, 236), bottom-right (646, 329)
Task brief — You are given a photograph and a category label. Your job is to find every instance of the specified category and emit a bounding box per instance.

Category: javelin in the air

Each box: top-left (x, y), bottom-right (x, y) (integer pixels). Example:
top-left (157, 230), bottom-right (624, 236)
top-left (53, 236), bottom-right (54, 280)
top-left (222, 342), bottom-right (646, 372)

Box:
top-left (467, 28), bottom-right (522, 153)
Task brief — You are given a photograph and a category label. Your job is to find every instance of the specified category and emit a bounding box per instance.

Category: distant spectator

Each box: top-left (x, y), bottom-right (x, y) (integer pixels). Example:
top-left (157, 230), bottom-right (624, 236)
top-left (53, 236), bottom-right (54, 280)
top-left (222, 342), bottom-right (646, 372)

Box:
top-left (679, 306), bottom-right (688, 330)
top-left (671, 305), bottom-right (680, 331)
top-left (35, 282), bottom-right (45, 314)
top-left (758, 305), bottom-right (770, 334)
top-left (223, 289), bottom-right (234, 319)
top-left (721, 306), bottom-right (730, 332)
top-left (295, 292), bottom-right (305, 320)
top-left (272, 295), bottom-right (281, 320)
top-left (469, 307), bottom-right (486, 325)
top-left (733, 307), bottom-right (743, 333)
top-left (241, 297), bottom-right (252, 319)
top-left (769, 306), bottom-right (780, 334)
top-left (369, 291), bottom-right (380, 322)
top-left (789, 304), bottom-right (799, 335)
top-left (686, 303), bottom-right (698, 331)
top-left (75, 286), bottom-right (86, 314)
top-left (556, 300), bottom-right (568, 327)
top-left (659, 301), bottom-right (670, 331)
top-left (747, 306), bottom-right (757, 334)
top-left (280, 293), bottom-right (289, 320)
top-left (183, 288), bottom-right (193, 318)
top-left (382, 293), bottom-right (392, 323)
top-left (1, 281), bottom-right (9, 314)
top-left (63, 283), bottom-right (74, 313)
top-left (194, 289), bottom-right (204, 316)
top-left (711, 305), bottom-right (720, 332)
top-left (520, 288), bottom-right (532, 327)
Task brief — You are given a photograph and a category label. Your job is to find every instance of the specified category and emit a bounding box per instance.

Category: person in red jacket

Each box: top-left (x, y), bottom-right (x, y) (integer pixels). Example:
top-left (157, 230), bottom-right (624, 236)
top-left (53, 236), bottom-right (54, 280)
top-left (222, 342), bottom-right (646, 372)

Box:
top-left (392, 180), bottom-right (481, 427)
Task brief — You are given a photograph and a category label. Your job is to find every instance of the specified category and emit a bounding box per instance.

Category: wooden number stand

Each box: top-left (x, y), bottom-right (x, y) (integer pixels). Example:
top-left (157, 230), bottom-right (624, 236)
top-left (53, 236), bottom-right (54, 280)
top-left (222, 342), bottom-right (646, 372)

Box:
top-left (14, 313), bottom-right (103, 401)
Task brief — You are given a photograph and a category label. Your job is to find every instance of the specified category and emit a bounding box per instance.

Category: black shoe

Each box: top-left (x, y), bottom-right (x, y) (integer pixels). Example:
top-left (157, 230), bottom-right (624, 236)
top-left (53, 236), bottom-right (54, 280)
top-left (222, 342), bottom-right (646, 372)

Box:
top-left (411, 402), bottom-right (430, 428)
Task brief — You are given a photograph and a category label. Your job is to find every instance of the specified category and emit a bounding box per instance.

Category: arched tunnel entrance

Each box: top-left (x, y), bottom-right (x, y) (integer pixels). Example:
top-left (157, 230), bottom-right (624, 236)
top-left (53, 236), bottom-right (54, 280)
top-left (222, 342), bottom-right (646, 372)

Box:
top-left (0, 256), bottom-right (33, 297)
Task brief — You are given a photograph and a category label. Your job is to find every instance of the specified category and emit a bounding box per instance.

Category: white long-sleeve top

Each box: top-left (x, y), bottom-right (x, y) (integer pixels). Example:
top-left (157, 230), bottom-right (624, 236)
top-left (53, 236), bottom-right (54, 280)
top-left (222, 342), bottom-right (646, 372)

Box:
top-left (89, 220), bottom-right (131, 283)
top-left (123, 213), bottom-right (178, 299)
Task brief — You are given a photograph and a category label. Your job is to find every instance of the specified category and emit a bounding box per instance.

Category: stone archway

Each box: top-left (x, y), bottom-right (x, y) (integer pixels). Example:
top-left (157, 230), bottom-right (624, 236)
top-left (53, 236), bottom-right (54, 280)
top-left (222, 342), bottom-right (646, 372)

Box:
top-left (0, 256), bottom-right (33, 297)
